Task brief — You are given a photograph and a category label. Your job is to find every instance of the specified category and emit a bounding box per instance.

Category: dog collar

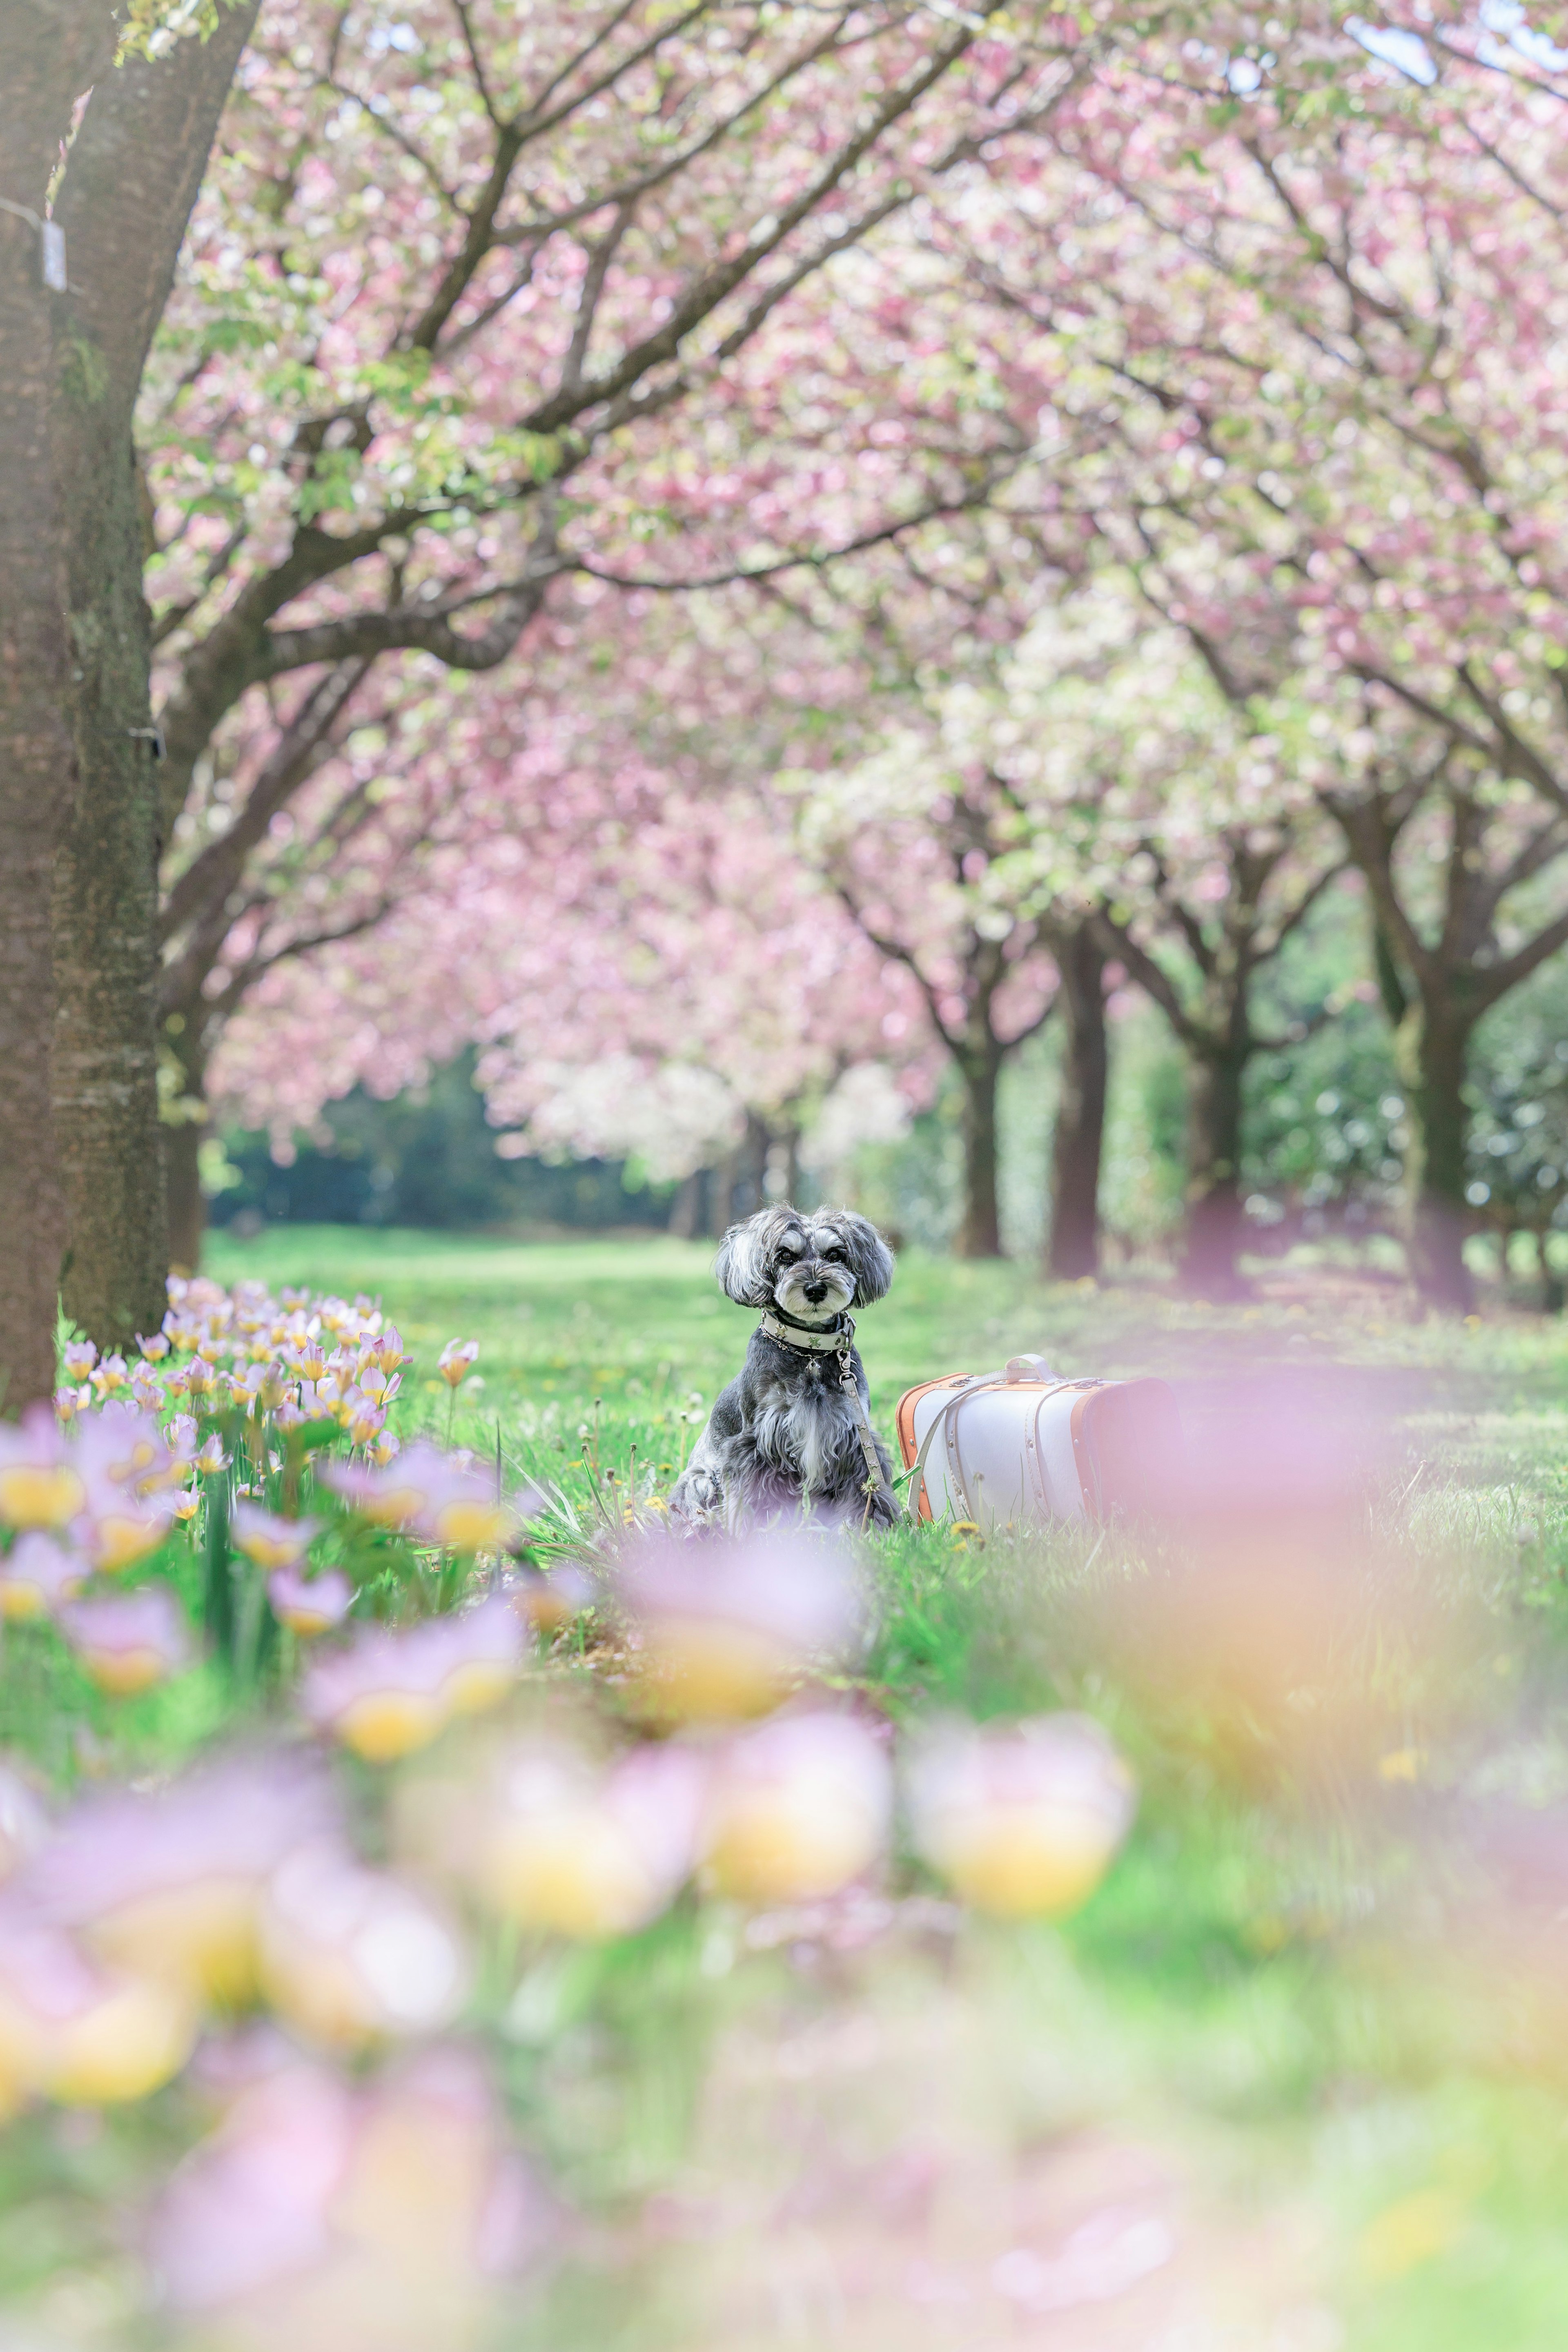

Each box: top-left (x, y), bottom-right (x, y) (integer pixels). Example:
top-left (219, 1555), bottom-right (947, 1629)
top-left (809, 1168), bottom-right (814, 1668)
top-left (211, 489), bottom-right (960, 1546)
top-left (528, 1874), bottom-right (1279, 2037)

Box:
top-left (757, 1310), bottom-right (852, 1355)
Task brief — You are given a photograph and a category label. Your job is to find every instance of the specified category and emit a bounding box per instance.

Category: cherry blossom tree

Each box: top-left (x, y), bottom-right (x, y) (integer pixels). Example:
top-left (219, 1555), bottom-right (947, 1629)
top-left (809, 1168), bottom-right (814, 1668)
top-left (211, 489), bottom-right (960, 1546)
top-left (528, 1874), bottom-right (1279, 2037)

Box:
top-left (143, 0), bottom-right (1078, 1279)
top-left (922, 13), bottom-right (1568, 1303)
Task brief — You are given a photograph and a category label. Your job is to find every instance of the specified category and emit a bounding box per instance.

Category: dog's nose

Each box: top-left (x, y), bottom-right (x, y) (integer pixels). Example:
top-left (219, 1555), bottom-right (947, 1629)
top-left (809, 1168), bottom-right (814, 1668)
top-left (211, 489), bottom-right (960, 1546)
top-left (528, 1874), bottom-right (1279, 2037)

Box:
top-left (804, 1281), bottom-right (828, 1303)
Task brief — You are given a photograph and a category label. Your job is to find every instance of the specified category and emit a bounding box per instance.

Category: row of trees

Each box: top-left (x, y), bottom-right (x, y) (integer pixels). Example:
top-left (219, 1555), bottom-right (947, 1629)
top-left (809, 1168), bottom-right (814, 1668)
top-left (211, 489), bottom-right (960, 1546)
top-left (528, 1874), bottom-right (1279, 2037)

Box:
top-left (196, 2), bottom-right (1568, 1311)
top-left (9, 2), bottom-right (1568, 1406)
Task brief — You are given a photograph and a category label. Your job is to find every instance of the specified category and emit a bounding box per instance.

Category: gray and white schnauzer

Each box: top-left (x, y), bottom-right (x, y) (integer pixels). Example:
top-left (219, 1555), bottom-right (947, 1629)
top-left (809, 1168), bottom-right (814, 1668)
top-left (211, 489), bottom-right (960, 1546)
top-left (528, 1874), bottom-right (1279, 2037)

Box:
top-left (670, 1206), bottom-right (901, 1532)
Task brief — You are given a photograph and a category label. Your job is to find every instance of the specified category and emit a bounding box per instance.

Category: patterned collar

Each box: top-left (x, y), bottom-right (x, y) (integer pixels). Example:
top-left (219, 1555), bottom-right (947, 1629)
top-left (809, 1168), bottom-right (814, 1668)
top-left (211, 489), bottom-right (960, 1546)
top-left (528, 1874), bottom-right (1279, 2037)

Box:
top-left (756, 1309), bottom-right (852, 1355)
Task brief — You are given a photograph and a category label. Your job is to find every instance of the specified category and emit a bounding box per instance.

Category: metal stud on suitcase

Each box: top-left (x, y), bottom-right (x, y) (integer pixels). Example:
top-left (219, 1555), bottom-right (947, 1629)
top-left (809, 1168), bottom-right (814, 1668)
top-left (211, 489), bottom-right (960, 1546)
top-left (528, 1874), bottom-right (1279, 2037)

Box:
top-left (896, 1354), bottom-right (1181, 1528)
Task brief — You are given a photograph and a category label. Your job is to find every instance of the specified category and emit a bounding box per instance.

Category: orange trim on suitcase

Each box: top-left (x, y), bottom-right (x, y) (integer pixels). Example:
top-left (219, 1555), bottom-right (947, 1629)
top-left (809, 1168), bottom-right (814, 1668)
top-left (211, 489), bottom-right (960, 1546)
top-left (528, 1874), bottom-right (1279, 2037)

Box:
top-left (895, 1374), bottom-right (973, 1523)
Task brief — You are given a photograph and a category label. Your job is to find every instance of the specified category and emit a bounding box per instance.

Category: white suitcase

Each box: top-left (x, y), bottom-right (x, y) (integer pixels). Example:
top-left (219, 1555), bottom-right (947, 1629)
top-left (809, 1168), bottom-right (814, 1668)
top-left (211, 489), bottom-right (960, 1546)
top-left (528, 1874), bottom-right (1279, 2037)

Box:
top-left (896, 1354), bottom-right (1180, 1529)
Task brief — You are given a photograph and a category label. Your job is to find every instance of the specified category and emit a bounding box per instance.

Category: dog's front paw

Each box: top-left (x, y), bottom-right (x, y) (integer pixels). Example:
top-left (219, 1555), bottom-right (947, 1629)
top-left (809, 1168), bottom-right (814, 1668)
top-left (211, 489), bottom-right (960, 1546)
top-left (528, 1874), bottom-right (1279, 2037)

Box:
top-left (865, 1486), bottom-right (906, 1532)
top-left (669, 1465), bottom-right (725, 1528)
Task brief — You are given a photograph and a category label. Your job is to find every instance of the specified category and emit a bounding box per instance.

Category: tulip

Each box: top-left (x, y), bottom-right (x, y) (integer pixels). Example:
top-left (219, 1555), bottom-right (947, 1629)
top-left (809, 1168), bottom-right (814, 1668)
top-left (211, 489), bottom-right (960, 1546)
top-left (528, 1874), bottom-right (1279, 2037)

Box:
top-left (438, 1339), bottom-right (480, 1387)
top-left (0, 1531), bottom-right (85, 1620)
top-left (149, 2049), bottom-right (549, 2348)
top-left (24, 1756), bottom-right (335, 2009)
top-left (0, 1406), bottom-right (87, 1530)
top-left (905, 1714), bottom-right (1136, 1921)
top-left (508, 1563), bottom-right (594, 1637)
top-left (62, 1341), bottom-right (98, 1380)
top-left (301, 1603), bottom-right (523, 1761)
top-left (136, 1331), bottom-right (170, 1362)
top-left (269, 1566), bottom-right (354, 1638)
top-left (476, 1736), bottom-right (704, 1940)
top-left (322, 1442), bottom-right (526, 1555)
top-left (258, 1842), bottom-right (468, 2045)
top-left (0, 1763), bottom-right (47, 1883)
top-left (701, 1712), bottom-right (892, 1906)
top-left (232, 1503), bottom-right (319, 1572)
top-left (194, 1432), bottom-right (230, 1474)
top-left (616, 1529), bottom-right (862, 1725)
top-left (60, 1589), bottom-right (189, 1695)
top-left (0, 1921), bottom-right (197, 2105)
top-left (80, 1490), bottom-right (177, 1576)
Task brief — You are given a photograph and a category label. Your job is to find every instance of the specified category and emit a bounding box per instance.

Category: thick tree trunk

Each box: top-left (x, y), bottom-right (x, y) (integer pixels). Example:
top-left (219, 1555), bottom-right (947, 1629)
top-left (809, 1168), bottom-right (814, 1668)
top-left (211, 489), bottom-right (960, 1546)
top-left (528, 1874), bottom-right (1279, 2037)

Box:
top-left (49, 381), bottom-right (169, 1343)
top-left (1181, 1047), bottom-right (1249, 1297)
top-left (0, 9), bottom-right (117, 1408)
top-left (1046, 926), bottom-right (1108, 1279)
top-left (1397, 998), bottom-right (1475, 1312)
top-left (955, 1047), bottom-right (1004, 1259)
top-left (47, 11), bottom-right (257, 1345)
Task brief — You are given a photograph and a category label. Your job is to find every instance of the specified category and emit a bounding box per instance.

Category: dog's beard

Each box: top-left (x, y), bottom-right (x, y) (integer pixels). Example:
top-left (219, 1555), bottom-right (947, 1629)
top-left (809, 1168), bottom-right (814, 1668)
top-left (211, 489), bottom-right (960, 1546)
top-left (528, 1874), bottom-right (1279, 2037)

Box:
top-left (773, 1267), bottom-right (853, 1325)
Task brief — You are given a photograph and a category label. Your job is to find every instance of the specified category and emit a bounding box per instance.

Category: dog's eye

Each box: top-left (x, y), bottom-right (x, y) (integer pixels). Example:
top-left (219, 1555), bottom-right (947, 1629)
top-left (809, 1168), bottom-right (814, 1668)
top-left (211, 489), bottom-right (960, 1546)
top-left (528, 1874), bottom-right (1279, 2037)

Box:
top-left (820, 1245), bottom-right (844, 1263)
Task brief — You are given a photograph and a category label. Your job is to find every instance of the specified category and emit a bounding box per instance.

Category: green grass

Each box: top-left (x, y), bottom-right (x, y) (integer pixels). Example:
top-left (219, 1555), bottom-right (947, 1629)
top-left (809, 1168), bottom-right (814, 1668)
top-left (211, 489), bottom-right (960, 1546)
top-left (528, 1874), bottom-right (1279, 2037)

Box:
top-left (18, 1225), bottom-right (1568, 2346)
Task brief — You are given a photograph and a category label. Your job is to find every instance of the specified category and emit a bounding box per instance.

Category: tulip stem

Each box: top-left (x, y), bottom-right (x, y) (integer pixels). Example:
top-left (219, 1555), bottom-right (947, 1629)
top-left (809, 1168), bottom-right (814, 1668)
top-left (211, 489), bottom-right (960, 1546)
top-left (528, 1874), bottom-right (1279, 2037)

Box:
top-left (203, 1474), bottom-right (234, 1666)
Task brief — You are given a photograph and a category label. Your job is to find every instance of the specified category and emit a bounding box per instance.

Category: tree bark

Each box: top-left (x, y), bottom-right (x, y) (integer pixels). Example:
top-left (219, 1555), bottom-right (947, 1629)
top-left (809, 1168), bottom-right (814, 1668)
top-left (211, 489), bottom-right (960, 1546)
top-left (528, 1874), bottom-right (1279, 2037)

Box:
top-left (0, 6), bottom-right (117, 1409)
top-left (954, 1045), bottom-right (1004, 1259)
top-left (48, 7), bottom-right (257, 1346)
top-left (1397, 997), bottom-right (1475, 1312)
top-left (1045, 924), bottom-right (1108, 1279)
top-left (1181, 1047), bottom-right (1250, 1297)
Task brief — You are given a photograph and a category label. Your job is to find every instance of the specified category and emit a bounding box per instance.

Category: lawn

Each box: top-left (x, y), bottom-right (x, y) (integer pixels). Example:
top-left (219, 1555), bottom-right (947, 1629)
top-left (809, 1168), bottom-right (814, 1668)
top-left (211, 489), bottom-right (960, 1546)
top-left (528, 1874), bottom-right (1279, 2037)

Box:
top-left (8, 1225), bottom-right (1568, 2349)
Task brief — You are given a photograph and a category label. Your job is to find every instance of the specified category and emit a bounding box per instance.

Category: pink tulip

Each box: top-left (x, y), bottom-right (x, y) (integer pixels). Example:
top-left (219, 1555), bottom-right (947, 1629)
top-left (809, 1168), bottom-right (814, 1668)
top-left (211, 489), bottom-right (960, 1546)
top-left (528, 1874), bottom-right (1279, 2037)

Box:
top-left (0, 1531), bottom-right (86, 1620)
top-left (700, 1711), bottom-right (892, 1906)
top-left (269, 1566), bottom-right (354, 1638)
top-left (59, 1589), bottom-right (189, 1696)
top-left (905, 1715), bottom-right (1137, 1921)
top-left (615, 1529), bottom-right (863, 1724)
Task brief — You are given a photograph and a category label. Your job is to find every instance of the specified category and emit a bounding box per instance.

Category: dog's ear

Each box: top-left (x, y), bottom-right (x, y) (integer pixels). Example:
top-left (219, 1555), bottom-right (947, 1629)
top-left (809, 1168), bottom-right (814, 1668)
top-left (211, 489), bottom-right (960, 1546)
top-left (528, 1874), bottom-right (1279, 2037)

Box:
top-left (836, 1212), bottom-right (895, 1306)
top-left (713, 1212), bottom-right (773, 1307)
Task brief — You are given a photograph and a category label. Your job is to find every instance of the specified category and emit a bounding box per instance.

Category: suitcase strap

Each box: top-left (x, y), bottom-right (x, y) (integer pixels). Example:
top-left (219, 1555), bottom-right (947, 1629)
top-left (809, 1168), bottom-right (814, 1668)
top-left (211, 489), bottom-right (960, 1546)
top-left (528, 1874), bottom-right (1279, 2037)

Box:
top-left (907, 1372), bottom-right (1106, 1524)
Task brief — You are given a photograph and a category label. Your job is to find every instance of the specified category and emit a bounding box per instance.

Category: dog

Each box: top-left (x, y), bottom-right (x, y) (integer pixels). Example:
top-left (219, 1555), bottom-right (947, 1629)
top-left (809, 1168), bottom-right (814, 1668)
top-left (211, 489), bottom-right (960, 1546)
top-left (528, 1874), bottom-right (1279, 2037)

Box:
top-left (669, 1205), bottom-right (902, 1532)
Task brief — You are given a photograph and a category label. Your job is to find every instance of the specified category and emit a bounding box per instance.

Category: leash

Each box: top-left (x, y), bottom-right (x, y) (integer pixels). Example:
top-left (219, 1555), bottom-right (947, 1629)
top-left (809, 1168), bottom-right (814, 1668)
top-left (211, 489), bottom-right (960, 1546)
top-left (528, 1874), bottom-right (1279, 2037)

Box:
top-left (756, 1310), bottom-right (894, 1513)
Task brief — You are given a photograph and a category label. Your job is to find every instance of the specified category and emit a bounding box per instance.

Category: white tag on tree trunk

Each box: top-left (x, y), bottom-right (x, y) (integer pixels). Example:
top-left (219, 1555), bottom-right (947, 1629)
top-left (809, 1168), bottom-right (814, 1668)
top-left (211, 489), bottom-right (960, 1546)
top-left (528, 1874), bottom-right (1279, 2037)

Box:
top-left (40, 220), bottom-right (67, 292)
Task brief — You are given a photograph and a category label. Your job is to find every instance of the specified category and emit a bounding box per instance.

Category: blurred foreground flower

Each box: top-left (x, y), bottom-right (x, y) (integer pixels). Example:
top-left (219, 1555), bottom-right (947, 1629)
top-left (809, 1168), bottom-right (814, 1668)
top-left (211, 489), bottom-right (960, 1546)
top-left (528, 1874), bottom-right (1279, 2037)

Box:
top-left (149, 2048), bottom-right (552, 2352)
top-left (906, 1715), bottom-right (1136, 1920)
top-left (475, 1734), bottom-right (705, 1939)
top-left (0, 1405), bottom-right (85, 1529)
top-left (258, 1843), bottom-right (468, 2046)
top-left (270, 1566), bottom-right (354, 1638)
top-left (701, 1711), bottom-right (892, 1906)
top-left (232, 1504), bottom-right (320, 1572)
top-left (60, 1588), bottom-right (189, 1695)
top-left (22, 1756), bottom-right (332, 2008)
top-left (301, 1599), bottom-right (524, 1762)
top-left (0, 1764), bottom-right (47, 1882)
top-left (0, 1920), bottom-right (196, 2107)
top-left (0, 1530), bottom-right (85, 1619)
top-left (617, 1531), bottom-right (862, 1725)
top-left (322, 1441), bottom-right (526, 1553)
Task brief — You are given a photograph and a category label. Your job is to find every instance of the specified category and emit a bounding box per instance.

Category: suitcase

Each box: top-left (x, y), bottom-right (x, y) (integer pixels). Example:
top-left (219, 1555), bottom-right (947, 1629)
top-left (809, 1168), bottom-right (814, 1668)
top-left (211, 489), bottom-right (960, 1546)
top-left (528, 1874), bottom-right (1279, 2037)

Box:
top-left (895, 1354), bottom-right (1181, 1528)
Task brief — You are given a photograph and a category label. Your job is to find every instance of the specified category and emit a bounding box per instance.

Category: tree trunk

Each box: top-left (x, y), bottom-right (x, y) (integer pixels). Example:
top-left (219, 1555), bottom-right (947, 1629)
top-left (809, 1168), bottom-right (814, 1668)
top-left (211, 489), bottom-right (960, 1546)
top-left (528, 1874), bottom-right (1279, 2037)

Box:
top-left (47, 11), bottom-right (257, 1345)
top-left (161, 1016), bottom-right (210, 1275)
top-left (1181, 1048), bottom-right (1249, 1297)
top-left (1046, 925), bottom-right (1108, 1279)
top-left (954, 1047), bottom-right (1004, 1259)
top-left (0, 8), bottom-right (117, 1409)
top-left (668, 1172), bottom-right (702, 1241)
top-left (1397, 998), bottom-right (1475, 1312)
top-left (165, 1111), bottom-right (208, 1277)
